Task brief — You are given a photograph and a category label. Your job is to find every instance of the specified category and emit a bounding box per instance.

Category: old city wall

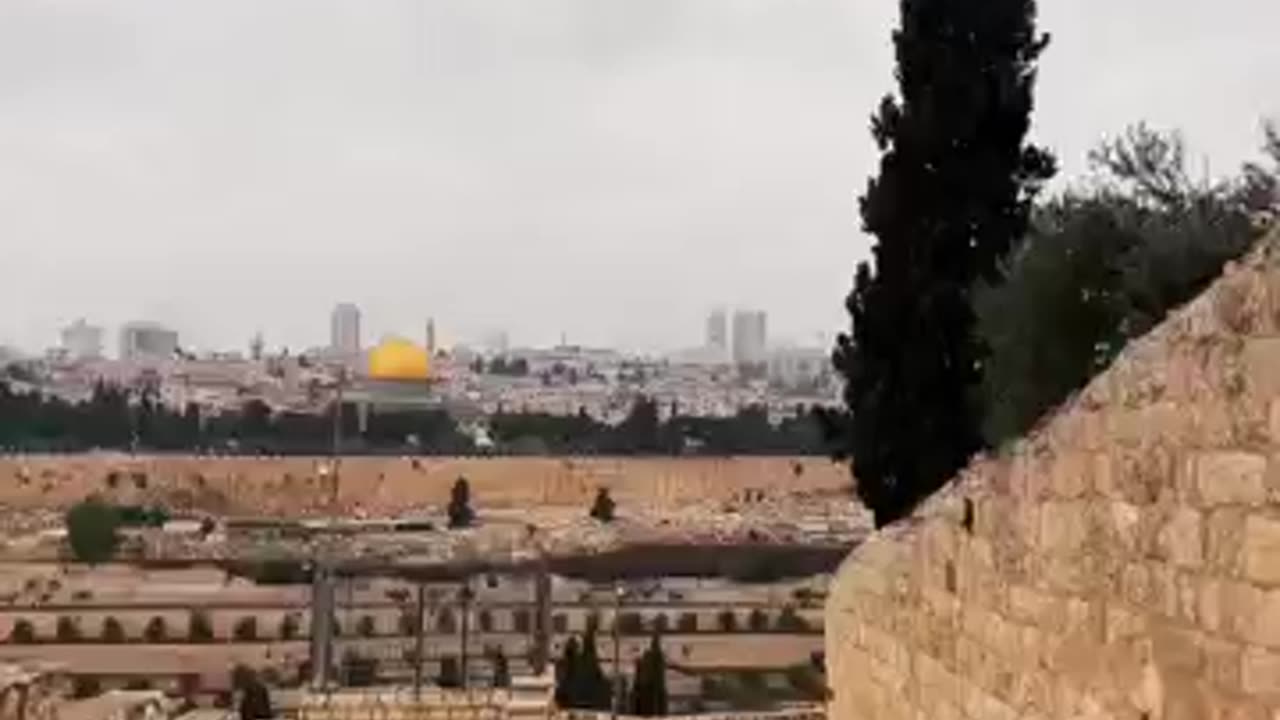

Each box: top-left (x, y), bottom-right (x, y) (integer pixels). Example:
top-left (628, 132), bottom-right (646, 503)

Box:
top-left (826, 226), bottom-right (1280, 719)
top-left (0, 454), bottom-right (846, 517)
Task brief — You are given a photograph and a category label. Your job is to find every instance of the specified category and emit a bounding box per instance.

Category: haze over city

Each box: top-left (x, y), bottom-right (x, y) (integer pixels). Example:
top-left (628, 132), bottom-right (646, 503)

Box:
top-left (1, 0), bottom-right (1276, 355)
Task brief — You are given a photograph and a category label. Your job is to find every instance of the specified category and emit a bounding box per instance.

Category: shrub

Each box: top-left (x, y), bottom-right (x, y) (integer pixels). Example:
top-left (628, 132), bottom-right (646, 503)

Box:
top-left (55, 616), bottom-right (82, 643)
top-left (278, 613), bottom-right (300, 641)
top-left (100, 616), bottom-right (126, 643)
top-left (446, 477), bottom-right (475, 529)
top-left (64, 499), bottom-right (121, 565)
top-left (9, 619), bottom-right (35, 644)
top-left (716, 610), bottom-right (737, 633)
top-left (589, 488), bottom-right (616, 523)
top-left (188, 611), bottom-right (214, 642)
top-left (676, 613), bottom-right (698, 633)
top-left (775, 605), bottom-right (809, 633)
top-left (72, 676), bottom-right (101, 698)
top-left (233, 616), bottom-right (258, 642)
top-left (144, 616), bottom-right (168, 642)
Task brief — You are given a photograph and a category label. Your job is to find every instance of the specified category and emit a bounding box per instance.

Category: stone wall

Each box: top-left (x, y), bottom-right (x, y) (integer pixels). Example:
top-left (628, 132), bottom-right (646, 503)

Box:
top-left (826, 227), bottom-right (1280, 719)
top-left (0, 455), bottom-right (846, 517)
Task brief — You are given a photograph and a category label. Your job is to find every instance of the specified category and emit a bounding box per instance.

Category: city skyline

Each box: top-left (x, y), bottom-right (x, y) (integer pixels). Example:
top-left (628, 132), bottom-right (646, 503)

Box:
top-left (21, 302), bottom-right (822, 360)
top-left (1, 0), bottom-right (1276, 355)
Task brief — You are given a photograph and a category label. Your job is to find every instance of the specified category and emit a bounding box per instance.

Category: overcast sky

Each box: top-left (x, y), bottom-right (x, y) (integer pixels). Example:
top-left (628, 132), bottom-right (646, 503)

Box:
top-left (0, 0), bottom-right (1275, 356)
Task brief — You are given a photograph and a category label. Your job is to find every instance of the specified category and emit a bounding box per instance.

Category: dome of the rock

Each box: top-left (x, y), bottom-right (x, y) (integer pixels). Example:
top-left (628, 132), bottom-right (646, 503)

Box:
top-left (367, 337), bottom-right (431, 381)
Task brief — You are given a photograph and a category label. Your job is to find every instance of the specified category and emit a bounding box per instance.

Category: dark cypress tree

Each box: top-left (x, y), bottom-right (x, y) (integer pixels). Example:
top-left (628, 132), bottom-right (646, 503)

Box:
top-left (826, 0), bottom-right (1056, 527)
top-left (554, 637), bottom-right (581, 707)
top-left (628, 632), bottom-right (668, 717)
top-left (577, 626), bottom-right (613, 710)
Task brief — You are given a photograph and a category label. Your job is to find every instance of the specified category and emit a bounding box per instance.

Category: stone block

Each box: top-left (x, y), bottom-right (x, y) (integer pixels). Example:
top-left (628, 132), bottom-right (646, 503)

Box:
top-left (1208, 507), bottom-right (1248, 576)
top-left (1242, 647), bottom-right (1280, 695)
top-left (1051, 452), bottom-right (1092, 499)
top-left (1253, 591), bottom-right (1280, 655)
top-left (1158, 508), bottom-right (1205, 568)
top-left (1198, 452), bottom-right (1268, 506)
top-left (1243, 337), bottom-right (1280, 399)
top-left (1040, 501), bottom-right (1090, 556)
top-left (1223, 580), bottom-right (1266, 642)
top-left (1201, 636), bottom-right (1244, 692)
top-left (1151, 625), bottom-right (1204, 673)
top-left (1244, 513), bottom-right (1280, 585)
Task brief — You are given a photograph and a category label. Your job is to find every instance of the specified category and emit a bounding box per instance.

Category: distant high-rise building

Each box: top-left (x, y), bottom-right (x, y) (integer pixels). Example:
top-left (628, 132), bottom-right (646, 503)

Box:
top-left (731, 310), bottom-right (768, 371)
top-left (330, 303), bottom-right (362, 356)
top-left (60, 319), bottom-right (103, 361)
top-left (705, 309), bottom-right (728, 351)
top-left (250, 332), bottom-right (265, 361)
top-left (119, 322), bottom-right (179, 361)
top-left (426, 318), bottom-right (437, 355)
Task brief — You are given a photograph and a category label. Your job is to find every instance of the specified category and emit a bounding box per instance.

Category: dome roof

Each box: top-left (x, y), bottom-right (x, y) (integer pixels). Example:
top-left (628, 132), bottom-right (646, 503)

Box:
top-left (367, 337), bottom-right (431, 381)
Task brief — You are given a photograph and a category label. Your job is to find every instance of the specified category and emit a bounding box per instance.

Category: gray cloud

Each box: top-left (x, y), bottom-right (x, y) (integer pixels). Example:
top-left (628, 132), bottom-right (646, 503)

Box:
top-left (0, 0), bottom-right (1274, 355)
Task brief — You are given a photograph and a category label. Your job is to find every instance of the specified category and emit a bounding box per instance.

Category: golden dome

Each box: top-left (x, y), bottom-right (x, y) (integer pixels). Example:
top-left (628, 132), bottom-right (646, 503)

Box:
top-left (367, 337), bottom-right (431, 381)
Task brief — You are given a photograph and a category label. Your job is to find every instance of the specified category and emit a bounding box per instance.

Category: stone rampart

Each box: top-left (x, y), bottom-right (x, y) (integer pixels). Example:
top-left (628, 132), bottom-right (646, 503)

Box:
top-left (0, 455), bottom-right (846, 517)
top-left (826, 227), bottom-right (1280, 719)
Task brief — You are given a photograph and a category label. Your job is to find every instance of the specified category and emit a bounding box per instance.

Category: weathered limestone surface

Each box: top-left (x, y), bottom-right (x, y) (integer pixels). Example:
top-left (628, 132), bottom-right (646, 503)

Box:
top-left (826, 227), bottom-right (1280, 719)
top-left (0, 455), bottom-right (846, 517)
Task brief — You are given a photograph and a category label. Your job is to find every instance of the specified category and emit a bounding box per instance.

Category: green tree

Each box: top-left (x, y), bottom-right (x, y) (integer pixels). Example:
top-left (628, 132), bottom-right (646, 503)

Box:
top-left (447, 476), bottom-right (475, 529)
top-left (100, 616), bottom-right (126, 643)
top-left (977, 124), bottom-right (1274, 446)
top-left (589, 488), bottom-right (616, 523)
top-left (65, 498), bottom-right (121, 564)
top-left (825, 0), bottom-right (1056, 527)
top-left (628, 632), bottom-right (668, 717)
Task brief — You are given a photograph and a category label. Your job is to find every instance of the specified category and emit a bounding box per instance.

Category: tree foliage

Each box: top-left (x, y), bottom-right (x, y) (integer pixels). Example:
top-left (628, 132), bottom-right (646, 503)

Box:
top-left (589, 488), bottom-right (616, 523)
top-left (0, 382), bottom-right (825, 457)
top-left (65, 498), bottom-right (121, 565)
top-left (628, 632), bottom-right (669, 717)
top-left (554, 630), bottom-right (613, 710)
top-left (447, 477), bottom-right (475, 529)
top-left (825, 0), bottom-right (1056, 528)
top-left (977, 123), bottom-right (1279, 446)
